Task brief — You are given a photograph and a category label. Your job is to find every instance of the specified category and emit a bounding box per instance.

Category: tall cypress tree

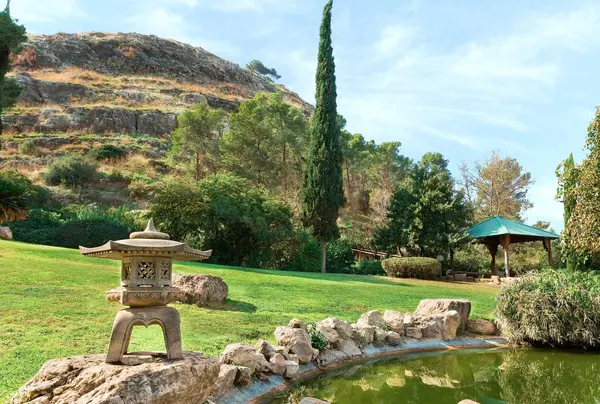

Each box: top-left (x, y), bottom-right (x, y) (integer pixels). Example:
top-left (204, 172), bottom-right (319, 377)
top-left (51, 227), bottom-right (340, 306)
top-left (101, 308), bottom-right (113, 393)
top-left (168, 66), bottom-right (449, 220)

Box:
top-left (559, 152), bottom-right (583, 270)
top-left (301, 0), bottom-right (345, 273)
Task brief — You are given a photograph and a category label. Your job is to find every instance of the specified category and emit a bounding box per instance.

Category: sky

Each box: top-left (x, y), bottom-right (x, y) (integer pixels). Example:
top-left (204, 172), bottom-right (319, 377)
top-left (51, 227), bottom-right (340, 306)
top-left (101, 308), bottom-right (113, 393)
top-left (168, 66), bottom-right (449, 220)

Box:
top-left (10, 0), bottom-right (600, 230)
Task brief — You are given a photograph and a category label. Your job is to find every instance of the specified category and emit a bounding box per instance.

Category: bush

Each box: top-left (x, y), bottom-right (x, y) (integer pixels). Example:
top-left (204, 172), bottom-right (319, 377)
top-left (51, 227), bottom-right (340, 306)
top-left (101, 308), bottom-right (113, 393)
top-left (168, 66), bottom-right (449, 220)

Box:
top-left (0, 170), bottom-right (51, 208)
top-left (326, 238), bottom-right (354, 273)
top-left (351, 260), bottom-right (385, 275)
top-left (52, 219), bottom-right (130, 248)
top-left (18, 139), bottom-right (38, 156)
top-left (44, 156), bottom-right (98, 187)
top-left (287, 233), bottom-right (321, 272)
top-left (307, 323), bottom-right (328, 351)
top-left (89, 144), bottom-right (126, 161)
top-left (452, 245), bottom-right (490, 273)
top-left (496, 269), bottom-right (600, 347)
top-left (381, 257), bottom-right (441, 279)
top-left (9, 209), bottom-right (65, 245)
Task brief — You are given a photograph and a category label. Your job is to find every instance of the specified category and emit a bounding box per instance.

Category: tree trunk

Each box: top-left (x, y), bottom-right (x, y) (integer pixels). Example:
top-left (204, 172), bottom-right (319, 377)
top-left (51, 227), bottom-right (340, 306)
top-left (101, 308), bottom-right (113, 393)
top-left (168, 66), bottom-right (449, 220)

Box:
top-left (320, 239), bottom-right (327, 273)
top-left (450, 248), bottom-right (455, 271)
top-left (195, 151), bottom-right (201, 181)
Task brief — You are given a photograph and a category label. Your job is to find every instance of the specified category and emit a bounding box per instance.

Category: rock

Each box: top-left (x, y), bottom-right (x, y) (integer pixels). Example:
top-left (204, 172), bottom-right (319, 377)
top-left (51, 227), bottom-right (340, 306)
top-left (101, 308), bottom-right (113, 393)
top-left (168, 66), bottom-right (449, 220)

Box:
top-left (443, 311), bottom-right (461, 339)
top-left (316, 349), bottom-right (348, 366)
top-left (491, 275), bottom-right (501, 285)
top-left (273, 345), bottom-right (289, 358)
top-left (383, 310), bottom-right (405, 335)
top-left (219, 344), bottom-right (257, 374)
top-left (446, 275), bottom-right (455, 281)
top-left (255, 339), bottom-right (276, 361)
top-left (316, 317), bottom-right (353, 346)
top-left (312, 348), bottom-right (320, 361)
top-left (467, 319), bottom-right (497, 335)
top-left (212, 364), bottom-right (238, 397)
top-left (357, 310), bottom-right (386, 328)
top-left (299, 398), bottom-right (330, 404)
top-left (454, 273), bottom-right (467, 281)
top-left (287, 354), bottom-right (299, 364)
top-left (181, 93), bottom-right (208, 104)
top-left (337, 339), bottom-right (362, 357)
top-left (11, 353), bottom-right (219, 404)
top-left (0, 226), bottom-right (13, 240)
top-left (254, 352), bottom-right (271, 373)
top-left (351, 323), bottom-right (374, 345)
top-left (274, 326), bottom-right (313, 364)
top-left (137, 111), bottom-right (177, 137)
top-left (405, 327), bottom-right (422, 339)
top-left (385, 331), bottom-right (402, 346)
top-left (405, 310), bottom-right (461, 340)
top-left (173, 274), bottom-right (228, 307)
top-left (284, 360), bottom-right (299, 378)
top-left (234, 366), bottom-right (252, 385)
top-left (288, 318), bottom-right (307, 331)
top-left (269, 353), bottom-right (286, 375)
top-left (415, 299), bottom-right (471, 331)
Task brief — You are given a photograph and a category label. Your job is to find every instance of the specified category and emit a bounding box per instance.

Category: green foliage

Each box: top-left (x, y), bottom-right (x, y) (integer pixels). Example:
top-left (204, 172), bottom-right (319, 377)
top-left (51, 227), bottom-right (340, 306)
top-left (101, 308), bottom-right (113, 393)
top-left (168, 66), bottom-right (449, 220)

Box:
top-left (283, 231), bottom-right (321, 272)
top-left (381, 257), bottom-right (441, 279)
top-left (0, 4), bottom-right (27, 133)
top-left (221, 92), bottom-right (307, 192)
top-left (151, 173), bottom-right (297, 268)
top-left (374, 152), bottom-right (471, 258)
top-left (9, 209), bottom-right (64, 244)
top-left (301, 0), bottom-right (345, 272)
top-left (0, 177), bottom-right (27, 223)
top-left (306, 323), bottom-right (328, 351)
top-left (452, 245), bottom-right (490, 273)
top-left (0, 169), bottom-right (50, 209)
top-left (52, 219), bottom-right (130, 248)
top-left (17, 139), bottom-right (37, 156)
top-left (168, 103), bottom-right (226, 180)
top-left (44, 156), bottom-right (98, 187)
top-left (89, 144), bottom-right (126, 161)
top-left (496, 269), bottom-right (600, 347)
top-left (246, 59), bottom-right (281, 80)
top-left (351, 260), bottom-right (384, 275)
top-left (460, 151), bottom-right (533, 221)
top-left (325, 238), bottom-right (354, 273)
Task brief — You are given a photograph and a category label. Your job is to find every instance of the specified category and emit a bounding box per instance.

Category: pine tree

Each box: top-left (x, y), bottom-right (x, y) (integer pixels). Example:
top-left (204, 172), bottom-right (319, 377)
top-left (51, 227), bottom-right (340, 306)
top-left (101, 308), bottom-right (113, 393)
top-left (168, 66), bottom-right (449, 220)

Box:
top-left (561, 153), bottom-right (582, 270)
top-left (301, 0), bottom-right (345, 273)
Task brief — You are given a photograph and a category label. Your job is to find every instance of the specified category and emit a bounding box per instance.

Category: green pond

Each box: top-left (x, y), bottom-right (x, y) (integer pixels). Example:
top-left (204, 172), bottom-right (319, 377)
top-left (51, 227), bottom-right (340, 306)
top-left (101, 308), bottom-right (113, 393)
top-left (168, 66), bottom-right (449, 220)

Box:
top-left (273, 348), bottom-right (600, 404)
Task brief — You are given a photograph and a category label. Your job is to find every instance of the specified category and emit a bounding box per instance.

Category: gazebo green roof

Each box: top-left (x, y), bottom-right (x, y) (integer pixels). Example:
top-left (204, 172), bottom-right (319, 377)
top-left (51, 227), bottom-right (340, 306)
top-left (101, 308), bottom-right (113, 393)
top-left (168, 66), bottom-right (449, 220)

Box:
top-left (466, 216), bottom-right (559, 242)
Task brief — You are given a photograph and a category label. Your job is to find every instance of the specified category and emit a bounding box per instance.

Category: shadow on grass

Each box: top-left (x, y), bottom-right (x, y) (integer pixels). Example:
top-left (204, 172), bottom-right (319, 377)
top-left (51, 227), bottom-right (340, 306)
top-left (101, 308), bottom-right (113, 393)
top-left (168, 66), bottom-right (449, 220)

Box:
top-left (202, 299), bottom-right (257, 313)
top-left (176, 261), bottom-right (414, 288)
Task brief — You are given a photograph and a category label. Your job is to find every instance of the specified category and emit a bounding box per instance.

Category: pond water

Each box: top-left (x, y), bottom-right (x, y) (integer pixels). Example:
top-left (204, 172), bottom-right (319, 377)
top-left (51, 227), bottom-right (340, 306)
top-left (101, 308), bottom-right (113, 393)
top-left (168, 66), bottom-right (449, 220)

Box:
top-left (272, 348), bottom-right (600, 404)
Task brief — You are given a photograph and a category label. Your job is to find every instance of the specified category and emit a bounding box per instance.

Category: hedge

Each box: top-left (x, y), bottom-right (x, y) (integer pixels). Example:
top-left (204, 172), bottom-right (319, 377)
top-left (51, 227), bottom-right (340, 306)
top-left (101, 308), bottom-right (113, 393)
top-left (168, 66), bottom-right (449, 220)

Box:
top-left (496, 269), bottom-right (600, 347)
top-left (381, 257), bottom-right (441, 279)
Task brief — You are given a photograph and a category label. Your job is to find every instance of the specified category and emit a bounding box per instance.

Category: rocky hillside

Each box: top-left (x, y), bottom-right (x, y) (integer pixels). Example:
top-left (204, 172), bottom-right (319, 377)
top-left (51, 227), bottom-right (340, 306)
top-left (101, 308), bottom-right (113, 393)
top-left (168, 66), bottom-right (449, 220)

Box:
top-left (3, 32), bottom-right (312, 139)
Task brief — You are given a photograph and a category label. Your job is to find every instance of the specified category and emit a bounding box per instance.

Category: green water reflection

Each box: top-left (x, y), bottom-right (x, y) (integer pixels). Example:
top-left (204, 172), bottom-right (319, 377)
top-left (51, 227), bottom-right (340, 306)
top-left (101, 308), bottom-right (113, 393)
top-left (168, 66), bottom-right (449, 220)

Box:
top-left (274, 348), bottom-right (600, 404)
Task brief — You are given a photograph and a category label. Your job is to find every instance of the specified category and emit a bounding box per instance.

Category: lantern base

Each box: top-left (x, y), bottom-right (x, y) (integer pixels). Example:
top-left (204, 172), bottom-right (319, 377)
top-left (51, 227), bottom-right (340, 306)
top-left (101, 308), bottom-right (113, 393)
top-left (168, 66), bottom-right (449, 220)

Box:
top-left (106, 306), bottom-right (183, 364)
top-left (106, 286), bottom-right (184, 306)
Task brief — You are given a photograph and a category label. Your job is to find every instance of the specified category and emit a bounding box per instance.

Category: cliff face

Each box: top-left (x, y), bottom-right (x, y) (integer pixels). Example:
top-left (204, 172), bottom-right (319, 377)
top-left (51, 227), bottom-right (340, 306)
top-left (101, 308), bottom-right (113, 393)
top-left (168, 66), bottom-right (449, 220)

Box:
top-left (4, 32), bottom-right (312, 138)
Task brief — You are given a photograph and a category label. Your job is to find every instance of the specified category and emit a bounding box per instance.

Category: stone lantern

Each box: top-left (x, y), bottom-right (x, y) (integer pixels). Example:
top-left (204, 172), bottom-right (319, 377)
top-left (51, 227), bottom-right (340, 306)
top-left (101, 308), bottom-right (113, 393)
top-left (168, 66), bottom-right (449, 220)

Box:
top-left (80, 219), bottom-right (211, 363)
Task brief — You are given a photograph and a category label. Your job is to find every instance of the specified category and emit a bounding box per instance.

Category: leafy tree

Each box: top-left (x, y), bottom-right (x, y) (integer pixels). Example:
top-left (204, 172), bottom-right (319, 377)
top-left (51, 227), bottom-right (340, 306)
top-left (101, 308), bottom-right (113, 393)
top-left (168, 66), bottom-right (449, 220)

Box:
top-left (0, 177), bottom-right (27, 223)
top-left (246, 59), bottom-right (281, 80)
top-left (150, 173), bottom-right (296, 268)
top-left (301, 0), bottom-right (345, 273)
top-left (221, 92), bottom-right (307, 199)
top-left (168, 103), bottom-right (226, 180)
top-left (460, 151), bottom-right (533, 221)
top-left (374, 153), bottom-right (471, 258)
top-left (565, 107), bottom-right (600, 256)
top-left (0, 1), bottom-right (27, 134)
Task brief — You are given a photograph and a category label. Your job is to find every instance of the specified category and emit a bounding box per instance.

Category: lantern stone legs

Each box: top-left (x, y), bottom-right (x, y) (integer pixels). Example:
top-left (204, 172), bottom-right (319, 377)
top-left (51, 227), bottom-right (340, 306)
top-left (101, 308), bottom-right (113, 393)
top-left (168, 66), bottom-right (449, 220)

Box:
top-left (106, 306), bottom-right (183, 363)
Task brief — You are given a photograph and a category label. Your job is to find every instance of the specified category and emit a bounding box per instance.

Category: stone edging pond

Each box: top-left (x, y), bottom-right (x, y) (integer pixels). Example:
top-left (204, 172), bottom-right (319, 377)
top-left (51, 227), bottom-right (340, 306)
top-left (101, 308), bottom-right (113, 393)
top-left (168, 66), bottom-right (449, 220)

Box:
top-left (217, 337), bottom-right (510, 404)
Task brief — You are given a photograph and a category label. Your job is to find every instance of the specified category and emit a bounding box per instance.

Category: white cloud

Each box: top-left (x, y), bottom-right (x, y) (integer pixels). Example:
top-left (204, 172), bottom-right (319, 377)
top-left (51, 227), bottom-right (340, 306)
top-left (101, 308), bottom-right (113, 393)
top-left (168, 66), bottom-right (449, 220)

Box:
top-left (196, 0), bottom-right (279, 12)
top-left (376, 24), bottom-right (414, 57)
top-left (11, 0), bottom-right (87, 23)
top-left (527, 181), bottom-right (564, 230)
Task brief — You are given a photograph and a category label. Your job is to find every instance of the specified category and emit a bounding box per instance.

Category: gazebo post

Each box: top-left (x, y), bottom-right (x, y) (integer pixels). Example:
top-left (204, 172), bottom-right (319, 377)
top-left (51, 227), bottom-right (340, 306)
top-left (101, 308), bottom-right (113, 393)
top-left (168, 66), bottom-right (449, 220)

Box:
top-left (543, 238), bottom-right (553, 265)
top-left (500, 234), bottom-right (511, 277)
top-left (486, 242), bottom-right (499, 276)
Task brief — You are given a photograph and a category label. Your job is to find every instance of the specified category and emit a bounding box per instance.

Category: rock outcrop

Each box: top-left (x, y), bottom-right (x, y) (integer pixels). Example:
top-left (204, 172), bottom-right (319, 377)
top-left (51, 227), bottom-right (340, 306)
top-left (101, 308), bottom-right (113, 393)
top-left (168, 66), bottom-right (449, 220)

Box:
top-left (173, 274), bottom-right (228, 307)
top-left (415, 299), bottom-right (471, 331)
top-left (11, 353), bottom-right (219, 404)
top-left (0, 226), bottom-right (13, 240)
top-left (274, 325), bottom-right (314, 364)
top-left (467, 319), bottom-right (497, 335)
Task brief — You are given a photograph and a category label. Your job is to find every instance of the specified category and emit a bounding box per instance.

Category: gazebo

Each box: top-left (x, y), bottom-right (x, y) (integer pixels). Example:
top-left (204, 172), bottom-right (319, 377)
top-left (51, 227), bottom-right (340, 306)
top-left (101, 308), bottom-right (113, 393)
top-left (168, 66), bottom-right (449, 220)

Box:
top-left (466, 216), bottom-right (560, 277)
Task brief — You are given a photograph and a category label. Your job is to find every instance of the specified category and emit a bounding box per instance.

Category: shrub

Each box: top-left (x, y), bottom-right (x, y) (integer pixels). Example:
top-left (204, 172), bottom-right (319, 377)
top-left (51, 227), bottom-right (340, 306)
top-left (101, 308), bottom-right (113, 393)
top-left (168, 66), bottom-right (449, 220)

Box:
top-left (52, 219), bottom-right (130, 248)
top-left (381, 257), bottom-right (441, 279)
top-left (307, 323), bottom-right (328, 351)
top-left (351, 260), bottom-right (385, 275)
top-left (18, 139), bottom-right (38, 156)
top-left (44, 156), bottom-right (98, 187)
top-left (326, 238), bottom-right (354, 273)
top-left (496, 269), bottom-right (600, 347)
top-left (0, 170), bottom-right (51, 208)
top-left (89, 144), bottom-right (126, 161)
top-left (9, 209), bottom-right (65, 245)
top-left (287, 233), bottom-right (321, 272)
top-left (128, 180), bottom-right (151, 199)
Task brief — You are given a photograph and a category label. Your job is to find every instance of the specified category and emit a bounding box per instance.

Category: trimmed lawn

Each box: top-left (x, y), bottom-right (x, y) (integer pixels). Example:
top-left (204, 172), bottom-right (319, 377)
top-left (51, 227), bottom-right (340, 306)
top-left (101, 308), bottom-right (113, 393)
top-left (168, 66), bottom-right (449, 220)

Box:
top-left (0, 240), bottom-right (498, 401)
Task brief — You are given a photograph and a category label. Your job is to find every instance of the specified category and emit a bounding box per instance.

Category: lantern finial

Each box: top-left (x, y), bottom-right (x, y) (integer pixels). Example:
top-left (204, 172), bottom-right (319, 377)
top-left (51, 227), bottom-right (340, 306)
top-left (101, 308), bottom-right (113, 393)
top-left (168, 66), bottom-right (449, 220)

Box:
top-left (130, 219), bottom-right (170, 240)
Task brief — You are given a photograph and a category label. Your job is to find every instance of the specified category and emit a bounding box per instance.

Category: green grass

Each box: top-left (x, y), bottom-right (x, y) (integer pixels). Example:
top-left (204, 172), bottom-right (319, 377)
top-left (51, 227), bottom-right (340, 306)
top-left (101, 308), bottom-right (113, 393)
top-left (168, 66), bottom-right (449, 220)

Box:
top-left (0, 240), bottom-right (498, 401)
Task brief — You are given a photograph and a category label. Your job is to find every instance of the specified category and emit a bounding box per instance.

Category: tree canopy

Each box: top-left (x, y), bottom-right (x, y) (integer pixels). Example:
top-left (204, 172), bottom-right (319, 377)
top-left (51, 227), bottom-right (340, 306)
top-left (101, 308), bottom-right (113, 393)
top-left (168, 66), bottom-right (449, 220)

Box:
top-left (246, 59), bottom-right (281, 81)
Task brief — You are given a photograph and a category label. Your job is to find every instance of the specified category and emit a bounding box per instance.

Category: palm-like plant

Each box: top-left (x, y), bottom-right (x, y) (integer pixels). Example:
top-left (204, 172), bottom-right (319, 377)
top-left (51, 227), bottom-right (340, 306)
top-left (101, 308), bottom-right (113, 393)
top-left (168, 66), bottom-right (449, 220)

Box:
top-left (0, 179), bottom-right (28, 224)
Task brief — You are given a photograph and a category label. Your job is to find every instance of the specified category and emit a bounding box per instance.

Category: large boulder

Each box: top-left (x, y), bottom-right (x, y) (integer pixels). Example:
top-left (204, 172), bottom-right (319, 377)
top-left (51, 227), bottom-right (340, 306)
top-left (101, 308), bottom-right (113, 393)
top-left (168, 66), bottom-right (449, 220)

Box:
top-left (351, 323), bottom-right (374, 345)
top-left (0, 226), bottom-right (13, 240)
top-left (274, 326), bottom-right (313, 364)
top-left (219, 344), bottom-right (257, 374)
top-left (406, 310), bottom-right (461, 340)
top-left (316, 317), bottom-right (353, 346)
top-left (356, 310), bottom-right (386, 328)
top-left (383, 310), bottom-right (405, 335)
top-left (173, 274), bottom-right (228, 307)
top-left (11, 353), bottom-right (219, 404)
top-left (212, 364), bottom-right (238, 397)
top-left (467, 319), bottom-right (497, 335)
top-left (415, 299), bottom-right (471, 331)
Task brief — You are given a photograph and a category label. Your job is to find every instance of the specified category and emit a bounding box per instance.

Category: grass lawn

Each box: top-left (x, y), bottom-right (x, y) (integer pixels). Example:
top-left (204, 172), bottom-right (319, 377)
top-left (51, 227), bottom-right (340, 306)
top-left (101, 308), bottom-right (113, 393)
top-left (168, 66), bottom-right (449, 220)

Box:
top-left (0, 240), bottom-right (499, 401)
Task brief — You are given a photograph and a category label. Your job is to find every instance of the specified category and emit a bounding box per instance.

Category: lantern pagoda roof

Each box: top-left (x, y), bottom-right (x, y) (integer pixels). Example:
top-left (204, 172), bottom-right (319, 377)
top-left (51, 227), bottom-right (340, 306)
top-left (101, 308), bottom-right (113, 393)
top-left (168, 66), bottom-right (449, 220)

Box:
top-left (79, 219), bottom-right (211, 261)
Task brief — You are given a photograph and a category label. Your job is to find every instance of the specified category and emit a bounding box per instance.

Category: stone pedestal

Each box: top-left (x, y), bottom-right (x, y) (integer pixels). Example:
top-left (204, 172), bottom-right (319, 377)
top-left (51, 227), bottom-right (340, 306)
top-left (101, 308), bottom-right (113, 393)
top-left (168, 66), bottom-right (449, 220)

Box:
top-left (106, 306), bottom-right (183, 363)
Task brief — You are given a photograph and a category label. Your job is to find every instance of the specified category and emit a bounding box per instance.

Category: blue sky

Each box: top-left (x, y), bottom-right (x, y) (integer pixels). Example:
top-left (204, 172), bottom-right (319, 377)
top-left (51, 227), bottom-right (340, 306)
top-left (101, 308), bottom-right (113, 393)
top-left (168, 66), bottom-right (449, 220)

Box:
top-left (11, 0), bottom-right (600, 230)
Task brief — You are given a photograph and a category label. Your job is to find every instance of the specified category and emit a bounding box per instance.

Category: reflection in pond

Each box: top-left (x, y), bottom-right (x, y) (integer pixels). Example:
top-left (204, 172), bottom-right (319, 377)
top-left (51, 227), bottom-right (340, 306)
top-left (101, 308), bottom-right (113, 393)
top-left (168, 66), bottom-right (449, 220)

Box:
top-left (273, 348), bottom-right (600, 404)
